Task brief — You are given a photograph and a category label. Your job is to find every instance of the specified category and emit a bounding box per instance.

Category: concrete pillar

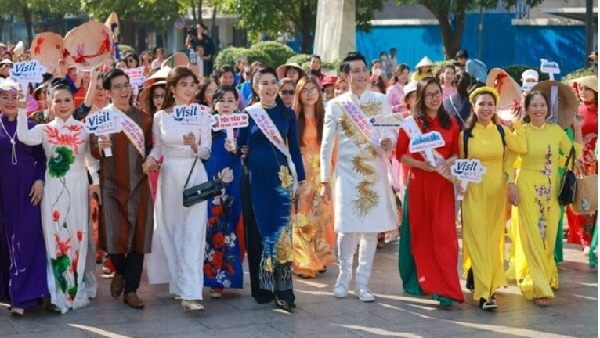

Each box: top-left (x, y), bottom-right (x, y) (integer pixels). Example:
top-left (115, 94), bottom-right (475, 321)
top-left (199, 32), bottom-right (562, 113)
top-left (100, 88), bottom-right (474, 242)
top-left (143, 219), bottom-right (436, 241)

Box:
top-left (314, 0), bottom-right (356, 62)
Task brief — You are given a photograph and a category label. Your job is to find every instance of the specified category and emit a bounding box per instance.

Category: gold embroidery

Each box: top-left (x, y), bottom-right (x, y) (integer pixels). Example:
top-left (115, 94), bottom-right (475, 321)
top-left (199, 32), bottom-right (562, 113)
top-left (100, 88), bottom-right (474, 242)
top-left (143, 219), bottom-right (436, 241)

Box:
top-left (338, 114), bottom-right (380, 218)
top-left (278, 165), bottom-right (293, 189)
top-left (275, 226), bottom-right (293, 263)
top-left (264, 257), bottom-right (274, 272)
top-left (359, 101), bottom-right (382, 117)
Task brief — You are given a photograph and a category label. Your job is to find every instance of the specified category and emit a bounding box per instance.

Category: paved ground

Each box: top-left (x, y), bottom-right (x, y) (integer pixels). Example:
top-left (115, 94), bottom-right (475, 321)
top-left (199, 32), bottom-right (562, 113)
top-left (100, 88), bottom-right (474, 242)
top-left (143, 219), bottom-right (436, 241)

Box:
top-left (0, 239), bottom-right (597, 338)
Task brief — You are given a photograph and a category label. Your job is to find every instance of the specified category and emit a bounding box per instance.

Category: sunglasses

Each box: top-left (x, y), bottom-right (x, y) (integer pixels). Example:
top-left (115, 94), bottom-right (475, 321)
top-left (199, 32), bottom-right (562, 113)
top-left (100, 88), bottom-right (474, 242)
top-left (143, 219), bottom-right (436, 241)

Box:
top-left (280, 90), bottom-right (295, 96)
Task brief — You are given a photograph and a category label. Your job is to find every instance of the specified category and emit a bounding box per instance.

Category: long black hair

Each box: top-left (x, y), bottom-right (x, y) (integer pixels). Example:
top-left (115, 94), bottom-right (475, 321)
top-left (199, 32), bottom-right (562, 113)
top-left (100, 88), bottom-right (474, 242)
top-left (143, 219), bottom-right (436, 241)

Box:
top-left (413, 77), bottom-right (452, 131)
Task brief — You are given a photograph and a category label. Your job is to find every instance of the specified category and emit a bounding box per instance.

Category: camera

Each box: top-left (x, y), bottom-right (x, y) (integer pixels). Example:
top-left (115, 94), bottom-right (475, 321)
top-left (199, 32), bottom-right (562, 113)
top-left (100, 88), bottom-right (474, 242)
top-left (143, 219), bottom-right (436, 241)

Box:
top-left (187, 27), bottom-right (197, 37)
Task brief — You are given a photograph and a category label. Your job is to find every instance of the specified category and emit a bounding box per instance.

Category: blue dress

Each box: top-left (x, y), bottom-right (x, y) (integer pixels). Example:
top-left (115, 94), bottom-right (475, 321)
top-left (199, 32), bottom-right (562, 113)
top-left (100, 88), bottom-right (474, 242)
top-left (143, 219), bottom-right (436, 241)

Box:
top-left (203, 131), bottom-right (244, 290)
top-left (237, 104), bottom-right (305, 302)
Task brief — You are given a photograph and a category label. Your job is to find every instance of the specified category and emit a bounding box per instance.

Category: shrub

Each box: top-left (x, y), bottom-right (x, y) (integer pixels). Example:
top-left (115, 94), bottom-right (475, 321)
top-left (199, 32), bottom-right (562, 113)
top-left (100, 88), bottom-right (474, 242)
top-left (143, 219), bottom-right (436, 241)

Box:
top-left (287, 54), bottom-right (311, 67)
top-left (214, 47), bottom-right (273, 72)
top-left (250, 41), bottom-right (296, 68)
top-left (118, 44), bottom-right (135, 55)
top-left (504, 65), bottom-right (550, 83)
top-left (562, 68), bottom-right (593, 82)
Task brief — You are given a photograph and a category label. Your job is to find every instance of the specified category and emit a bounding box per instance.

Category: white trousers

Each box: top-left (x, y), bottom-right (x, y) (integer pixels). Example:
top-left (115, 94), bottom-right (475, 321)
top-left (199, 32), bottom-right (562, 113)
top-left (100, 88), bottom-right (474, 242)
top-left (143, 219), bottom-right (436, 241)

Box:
top-left (337, 232), bottom-right (378, 286)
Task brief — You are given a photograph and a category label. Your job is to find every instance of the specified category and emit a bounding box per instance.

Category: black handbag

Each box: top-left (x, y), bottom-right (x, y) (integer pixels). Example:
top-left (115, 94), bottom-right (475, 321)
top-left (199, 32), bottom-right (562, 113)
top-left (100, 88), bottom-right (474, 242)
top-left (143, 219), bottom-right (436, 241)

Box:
top-left (558, 146), bottom-right (577, 206)
top-left (182, 157), bottom-right (226, 207)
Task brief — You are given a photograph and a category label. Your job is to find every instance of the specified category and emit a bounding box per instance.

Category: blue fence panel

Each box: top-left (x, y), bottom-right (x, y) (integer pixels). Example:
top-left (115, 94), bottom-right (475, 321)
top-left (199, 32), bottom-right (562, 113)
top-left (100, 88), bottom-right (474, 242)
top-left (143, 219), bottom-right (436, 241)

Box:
top-left (513, 25), bottom-right (586, 75)
top-left (357, 14), bottom-right (585, 76)
top-left (357, 25), bottom-right (445, 69)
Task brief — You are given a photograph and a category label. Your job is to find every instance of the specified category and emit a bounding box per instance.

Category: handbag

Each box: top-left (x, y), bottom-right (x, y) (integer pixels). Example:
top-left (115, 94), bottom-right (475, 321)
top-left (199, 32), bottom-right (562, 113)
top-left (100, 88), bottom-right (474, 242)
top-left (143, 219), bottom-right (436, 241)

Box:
top-left (182, 157), bottom-right (226, 207)
top-left (558, 146), bottom-right (577, 206)
top-left (572, 162), bottom-right (598, 214)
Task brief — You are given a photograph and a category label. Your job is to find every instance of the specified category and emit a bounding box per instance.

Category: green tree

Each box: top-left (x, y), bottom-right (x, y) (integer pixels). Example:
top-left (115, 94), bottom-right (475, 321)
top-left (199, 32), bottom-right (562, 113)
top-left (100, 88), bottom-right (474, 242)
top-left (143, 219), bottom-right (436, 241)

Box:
top-left (395, 0), bottom-right (545, 59)
top-left (217, 0), bottom-right (385, 53)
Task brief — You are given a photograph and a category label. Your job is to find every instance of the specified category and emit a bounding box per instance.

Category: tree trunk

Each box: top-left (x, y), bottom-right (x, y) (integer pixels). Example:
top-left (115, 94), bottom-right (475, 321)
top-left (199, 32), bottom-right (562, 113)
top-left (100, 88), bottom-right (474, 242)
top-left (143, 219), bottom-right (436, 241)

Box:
top-left (197, 0), bottom-right (204, 25)
top-left (298, 1), bottom-right (314, 54)
top-left (22, 5), bottom-right (33, 46)
top-left (436, 11), bottom-right (465, 60)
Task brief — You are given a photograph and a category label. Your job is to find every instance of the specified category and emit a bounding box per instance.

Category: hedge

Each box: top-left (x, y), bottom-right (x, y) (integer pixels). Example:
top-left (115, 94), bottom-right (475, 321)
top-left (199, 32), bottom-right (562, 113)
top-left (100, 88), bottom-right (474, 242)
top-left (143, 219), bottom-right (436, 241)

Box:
top-left (561, 68), bottom-right (594, 82)
top-left (214, 47), bottom-right (273, 72)
top-left (118, 45), bottom-right (135, 55)
top-left (250, 41), bottom-right (296, 69)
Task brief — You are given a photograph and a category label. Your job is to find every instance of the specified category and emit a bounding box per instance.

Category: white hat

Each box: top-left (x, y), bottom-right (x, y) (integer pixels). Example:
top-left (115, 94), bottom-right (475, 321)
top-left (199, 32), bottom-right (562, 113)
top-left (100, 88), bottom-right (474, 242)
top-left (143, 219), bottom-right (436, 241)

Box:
top-left (403, 81), bottom-right (418, 102)
top-left (416, 56), bottom-right (434, 69)
top-left (0, 77), bottom-right (20, 92)
top-left (521, 69), bottom-right (539, 82)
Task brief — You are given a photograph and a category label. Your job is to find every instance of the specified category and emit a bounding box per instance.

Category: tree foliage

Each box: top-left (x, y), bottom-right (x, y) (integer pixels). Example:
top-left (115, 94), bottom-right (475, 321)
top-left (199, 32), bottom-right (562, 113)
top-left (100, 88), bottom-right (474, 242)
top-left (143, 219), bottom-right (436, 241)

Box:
top-left (218, 0), bottom-right (385, 54)
top-left (395, 0), bottom-right (546, 59)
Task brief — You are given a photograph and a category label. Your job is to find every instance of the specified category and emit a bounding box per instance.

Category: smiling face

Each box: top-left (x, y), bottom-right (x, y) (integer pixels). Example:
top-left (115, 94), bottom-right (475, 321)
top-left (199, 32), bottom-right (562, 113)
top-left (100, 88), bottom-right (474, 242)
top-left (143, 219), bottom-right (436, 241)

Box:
top-left (214, 91), bottom-right (237, 115)
top-left (0, 90), bottom-right (18, 116)
top-left (172, 76), bottom-right (197, 105)
top-left (106, 75), bottom-right (132, 108)
top-left (472, 93), bottom-right (496, 126)
top-left (422, 83), bottom-right (442, 112)
top-left (579, 85), bottom-right (597, 103)
top-left (526, 93), bottom-right (549, 126)
top-left (346, 60), bottom-right (369, 93)
top-left (254, 73), bottom-right (278, 104)
top-left (443, 67), bottom-right (455, 85)
top-left (51, 89), bottom-right (75, 121)
top-left (219, 71), bottom-right (234, 86)
top-left (334, 80), bottom-right (349, 97)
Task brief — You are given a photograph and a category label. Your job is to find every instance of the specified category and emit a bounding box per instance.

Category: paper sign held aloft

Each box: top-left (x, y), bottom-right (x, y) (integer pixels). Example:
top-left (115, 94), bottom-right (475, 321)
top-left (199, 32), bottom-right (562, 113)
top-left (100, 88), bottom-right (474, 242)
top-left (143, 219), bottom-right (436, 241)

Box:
top-left (10, 60), bottom-right (46, 82)
top-left (409, 131), bottom-right (445, 154)
top-left (124, 67), bottom-right (146, 86)
top-left (173, 103), bottom-right (210, 125)
top-left (85, 107), bottom-right (121, 157)
top-left (540, 59), bottom-right (560, 80)
top-left (85, 108), bottom-right (121, 135)
top-left (211, 113), bottom-right (249, 131)
top-left (451, 159), bottom-right (487, 183)
top-left (369, 113), bottom-right (403, 128)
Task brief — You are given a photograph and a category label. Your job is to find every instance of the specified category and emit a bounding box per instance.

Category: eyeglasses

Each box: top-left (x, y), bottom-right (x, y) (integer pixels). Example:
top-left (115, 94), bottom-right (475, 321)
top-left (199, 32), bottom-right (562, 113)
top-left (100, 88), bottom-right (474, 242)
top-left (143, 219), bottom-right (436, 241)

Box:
top-left (424, 91), bottom-right (442, 100)
top-left (153, 94), bottom-right (165, 100)
top-left (112, 83), bottom-right (132, 91)
top-left (280, 90), bottom-right (295, 96)
top-left (301, 87), bottom-right (318, 95)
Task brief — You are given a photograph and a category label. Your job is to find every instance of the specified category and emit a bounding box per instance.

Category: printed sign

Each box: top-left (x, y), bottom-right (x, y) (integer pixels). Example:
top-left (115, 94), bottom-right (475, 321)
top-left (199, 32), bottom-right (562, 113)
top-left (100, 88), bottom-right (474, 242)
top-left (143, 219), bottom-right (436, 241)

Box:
top-left (173, 103), bottom-right (210, 125)
top-left (521, 81), bottom-right (536, 92)
top-left (10, 60), bottom-right (47, 97)
top-left (211, 113), bottom-right (249, 131)
top-left (451, 159), bottom-right (487, 201)
top-left (369, 113), bottom-right (403, 128)
top-left (124, 67), bottom-right (145, 86)
top-left (409, 131), bottom-right (445, 153)
top-left (85, 108), bottom-right (121, 135)
top-left (540, 59), bottom-right (560, 80)
top-left (451, 159), bottom-right (486, 183)
top-left (85, 107), bottom-right (121, 157)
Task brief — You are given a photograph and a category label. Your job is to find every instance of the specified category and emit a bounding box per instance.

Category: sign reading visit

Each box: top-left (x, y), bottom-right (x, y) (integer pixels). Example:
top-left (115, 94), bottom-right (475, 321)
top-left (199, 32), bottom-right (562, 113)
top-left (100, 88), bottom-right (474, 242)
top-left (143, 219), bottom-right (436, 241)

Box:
top-left (173, 103), bottom-right (211, 125)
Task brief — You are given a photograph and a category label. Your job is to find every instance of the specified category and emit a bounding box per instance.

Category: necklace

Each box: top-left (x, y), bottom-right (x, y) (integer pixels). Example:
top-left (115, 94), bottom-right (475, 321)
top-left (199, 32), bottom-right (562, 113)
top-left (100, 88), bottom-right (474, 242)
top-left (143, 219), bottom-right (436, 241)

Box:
top-left (0, 117), bottom-right (18, 165)
top-left (261, 102), bottom-right (277, 109)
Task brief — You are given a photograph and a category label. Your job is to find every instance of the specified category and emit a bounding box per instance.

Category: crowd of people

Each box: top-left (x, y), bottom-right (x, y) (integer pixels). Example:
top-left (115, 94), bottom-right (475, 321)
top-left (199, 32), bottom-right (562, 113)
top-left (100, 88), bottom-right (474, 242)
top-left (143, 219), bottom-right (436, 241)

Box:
top-left (0, 37), bottom-right (596, 318)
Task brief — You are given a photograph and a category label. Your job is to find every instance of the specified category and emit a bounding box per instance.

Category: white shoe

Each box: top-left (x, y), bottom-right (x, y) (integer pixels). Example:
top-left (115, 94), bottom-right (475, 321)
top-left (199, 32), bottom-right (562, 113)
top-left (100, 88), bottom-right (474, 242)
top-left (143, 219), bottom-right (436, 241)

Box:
top-left (584, 246), bottom-right (591, 256)
top-left (171, 294), bottom-right (182, 301)
top-left (355, 285), bottom-right (375, 302)
top-left (182, 300), bottom-right (204, 311)
top-left (10, 307), bottom-right (24, 316)
top-left (333, 274), bottom-right (350, 298)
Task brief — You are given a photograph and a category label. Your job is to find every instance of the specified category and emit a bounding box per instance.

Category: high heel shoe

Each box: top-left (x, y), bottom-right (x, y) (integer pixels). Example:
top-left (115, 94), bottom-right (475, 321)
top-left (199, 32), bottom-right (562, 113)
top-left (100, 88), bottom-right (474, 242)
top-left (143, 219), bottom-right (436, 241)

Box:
top-left (182, 300), bottom-right (204, 312)
top-left (10, 307), bottom-right (24, 316)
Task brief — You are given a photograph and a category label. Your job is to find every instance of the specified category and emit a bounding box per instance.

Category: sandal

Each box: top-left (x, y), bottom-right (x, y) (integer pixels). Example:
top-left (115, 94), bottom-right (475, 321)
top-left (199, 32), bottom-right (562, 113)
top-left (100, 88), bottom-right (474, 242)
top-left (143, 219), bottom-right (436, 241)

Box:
top-left (534, 297), bottom-right (550, 307)
top-left (479, 297), bottom-right (497, 311)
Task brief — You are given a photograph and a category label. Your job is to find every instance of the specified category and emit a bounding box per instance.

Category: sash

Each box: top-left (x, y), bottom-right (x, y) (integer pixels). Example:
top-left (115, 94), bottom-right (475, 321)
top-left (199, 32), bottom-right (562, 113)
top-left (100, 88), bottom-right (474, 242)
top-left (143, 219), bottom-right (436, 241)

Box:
top-left (246, 103), bottom-right (298, 192)
top-left (338, 98), bottom-right (373, 142)
top-left (338, 96), bottom-right (397, 190)
top-left (110, 105), bottom-right (146, 157)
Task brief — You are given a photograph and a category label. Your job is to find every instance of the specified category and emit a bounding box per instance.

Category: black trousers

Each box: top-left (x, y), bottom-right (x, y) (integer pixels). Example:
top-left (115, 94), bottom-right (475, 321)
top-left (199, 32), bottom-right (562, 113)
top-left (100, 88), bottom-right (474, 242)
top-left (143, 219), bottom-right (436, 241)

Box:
top-left (109, 251), bottom-right (144, 294)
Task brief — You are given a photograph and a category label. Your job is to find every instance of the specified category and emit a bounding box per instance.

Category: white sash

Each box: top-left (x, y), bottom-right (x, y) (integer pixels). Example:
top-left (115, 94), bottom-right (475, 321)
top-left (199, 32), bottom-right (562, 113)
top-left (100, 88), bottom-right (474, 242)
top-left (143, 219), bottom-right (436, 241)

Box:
top-left (246, 103), bottom-right (298, 192)
top-left (338, 97), bottom-right (372, 141)
top-left (110, 104), bottom-right (146, 157)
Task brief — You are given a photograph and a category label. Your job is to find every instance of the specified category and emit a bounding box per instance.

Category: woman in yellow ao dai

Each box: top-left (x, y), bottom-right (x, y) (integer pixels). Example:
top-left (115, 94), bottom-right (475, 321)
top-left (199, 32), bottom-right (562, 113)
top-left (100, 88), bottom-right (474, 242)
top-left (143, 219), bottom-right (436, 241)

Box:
top-left (459, 87), bottom-right (527, 311)
top-left (506, 91), bottom-right (583, 307)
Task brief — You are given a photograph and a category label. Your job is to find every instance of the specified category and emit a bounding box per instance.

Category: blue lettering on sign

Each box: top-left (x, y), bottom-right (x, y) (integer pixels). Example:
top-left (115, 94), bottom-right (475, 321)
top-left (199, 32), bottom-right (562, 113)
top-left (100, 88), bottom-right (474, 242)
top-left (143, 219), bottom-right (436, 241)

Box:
top-left (12, 62), bottom-right (37, 77)
top-left (174, 105), bottom-right (198, 122)
top-left (412, 132), bottom-right (441, 144)
top-left (87, 111), bottom-right (111, 132)
top-left (453, 161), bottom-right (478, 175)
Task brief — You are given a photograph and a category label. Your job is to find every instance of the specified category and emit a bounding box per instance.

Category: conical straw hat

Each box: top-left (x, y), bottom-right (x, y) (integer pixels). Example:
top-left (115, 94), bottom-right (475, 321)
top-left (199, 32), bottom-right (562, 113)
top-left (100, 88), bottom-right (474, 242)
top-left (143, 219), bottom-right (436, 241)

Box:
top-left (63, 20), bottom-right (113, 70)
top-left (569, 75), bottom-right (598, 94)
top-left (486, 68), bottom-right (523, 121)
top-left (143, 66), bottom-right (171, 88)
top-left (31, 32), bottom-right (65, 74)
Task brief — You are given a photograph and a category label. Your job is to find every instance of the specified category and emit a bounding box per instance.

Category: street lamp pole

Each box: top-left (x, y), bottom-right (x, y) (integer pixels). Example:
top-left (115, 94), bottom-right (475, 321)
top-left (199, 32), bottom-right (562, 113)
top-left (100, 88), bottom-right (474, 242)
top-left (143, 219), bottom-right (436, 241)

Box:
top-left (584, 0), bottom-right (593, 67)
